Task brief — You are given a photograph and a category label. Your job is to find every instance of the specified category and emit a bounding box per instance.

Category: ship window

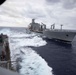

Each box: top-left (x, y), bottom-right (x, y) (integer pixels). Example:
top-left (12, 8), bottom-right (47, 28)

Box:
top-left (66, 34), bottom-right (69, 37)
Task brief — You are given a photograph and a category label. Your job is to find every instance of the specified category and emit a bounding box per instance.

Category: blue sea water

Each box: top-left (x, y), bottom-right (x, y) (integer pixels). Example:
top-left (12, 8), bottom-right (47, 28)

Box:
top-left (0, 27), bottom-right (76, 75)
top-left (33, 38), bottom-right (76, 75)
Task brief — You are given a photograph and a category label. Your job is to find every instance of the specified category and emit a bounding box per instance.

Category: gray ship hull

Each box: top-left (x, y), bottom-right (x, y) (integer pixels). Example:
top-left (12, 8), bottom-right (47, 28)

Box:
top-left (43, 29), bottom-right (76, 42)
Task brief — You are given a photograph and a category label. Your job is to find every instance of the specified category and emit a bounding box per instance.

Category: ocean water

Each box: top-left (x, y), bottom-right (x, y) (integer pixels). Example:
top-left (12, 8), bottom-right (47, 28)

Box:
top-left (0, 27), bottom-right (76, 75)
top-left (0, 27), bottom-right (53, 75)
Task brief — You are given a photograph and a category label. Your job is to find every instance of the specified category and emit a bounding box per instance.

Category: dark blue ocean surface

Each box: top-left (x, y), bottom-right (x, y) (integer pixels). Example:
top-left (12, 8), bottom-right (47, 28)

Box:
top-left (33, 38), bottom-right (76, 75)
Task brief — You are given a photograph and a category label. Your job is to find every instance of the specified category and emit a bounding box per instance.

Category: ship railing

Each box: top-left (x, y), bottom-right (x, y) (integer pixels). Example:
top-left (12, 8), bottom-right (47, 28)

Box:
top-left (47, 29), bottom-right (76, 32)
top-left (0, 60), bottom-right (18, 71)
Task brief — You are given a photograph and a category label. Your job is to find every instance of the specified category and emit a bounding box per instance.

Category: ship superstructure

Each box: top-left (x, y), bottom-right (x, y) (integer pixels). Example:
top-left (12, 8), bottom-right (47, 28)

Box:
top-left (29, 19), bottom-right (46, 33)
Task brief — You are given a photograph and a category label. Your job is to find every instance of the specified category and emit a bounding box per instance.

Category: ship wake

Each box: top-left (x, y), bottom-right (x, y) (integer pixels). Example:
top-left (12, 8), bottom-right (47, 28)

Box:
top-left (0, 28), bottom-right (53, 75)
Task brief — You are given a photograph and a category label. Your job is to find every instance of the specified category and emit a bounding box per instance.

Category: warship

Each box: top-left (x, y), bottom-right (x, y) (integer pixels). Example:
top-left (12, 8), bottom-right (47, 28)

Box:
top-left (29, 19), bottom-right (76, 42)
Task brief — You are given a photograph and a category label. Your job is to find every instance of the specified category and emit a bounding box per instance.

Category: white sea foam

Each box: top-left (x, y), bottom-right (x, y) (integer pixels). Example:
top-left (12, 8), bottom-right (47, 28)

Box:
top-left (20, 47), bottom-right (53, 75)
top-left (0, 28), bottom-right (53, 75)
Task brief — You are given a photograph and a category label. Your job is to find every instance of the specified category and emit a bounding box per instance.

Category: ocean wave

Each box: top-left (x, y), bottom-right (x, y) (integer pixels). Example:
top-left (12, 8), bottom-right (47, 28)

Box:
top-left (20, 47), bottom-right (53, 75)
top-left (0, 28), bottom-right (53, 75)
